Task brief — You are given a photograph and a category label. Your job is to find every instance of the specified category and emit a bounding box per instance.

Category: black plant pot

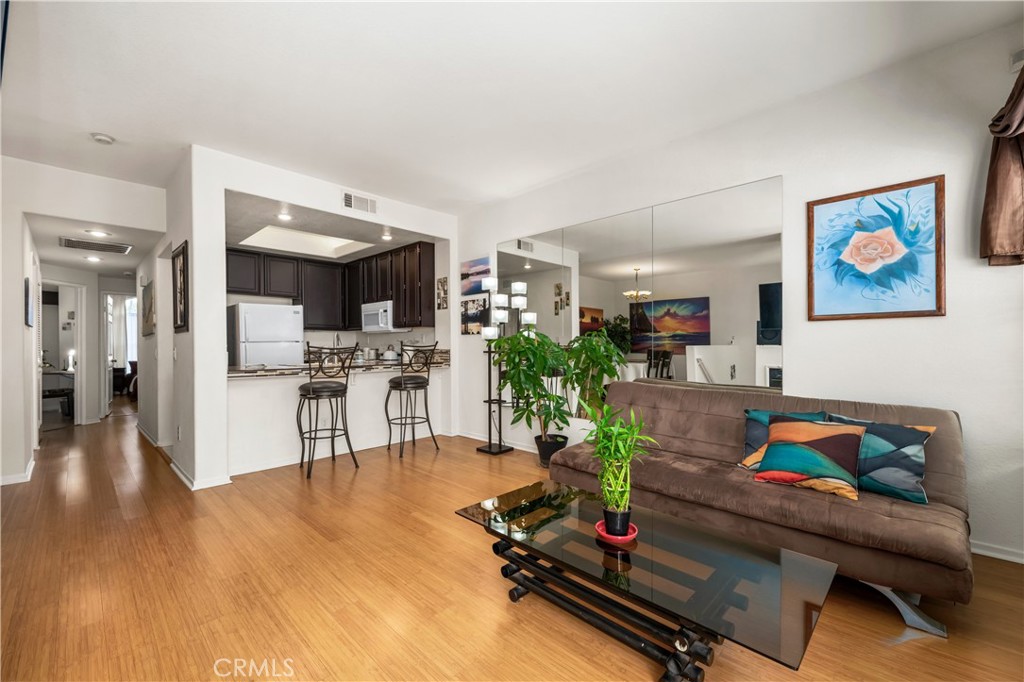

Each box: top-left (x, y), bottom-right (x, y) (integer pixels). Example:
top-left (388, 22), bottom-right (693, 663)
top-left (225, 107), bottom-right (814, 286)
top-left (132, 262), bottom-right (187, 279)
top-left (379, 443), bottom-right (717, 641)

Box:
top-left (535, 435), bottom-right (568, 468)
top-left (603, 507), bottom-right (632, 536)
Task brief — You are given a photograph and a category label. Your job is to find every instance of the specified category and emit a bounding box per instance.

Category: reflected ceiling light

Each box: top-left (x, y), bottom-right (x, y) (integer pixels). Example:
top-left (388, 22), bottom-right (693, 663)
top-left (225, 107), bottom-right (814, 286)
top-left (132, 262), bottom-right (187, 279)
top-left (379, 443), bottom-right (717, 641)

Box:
top-left (524, 260), bottom-right (532, 270)
top-left (90, 132), bottom-right (115, 145)
top-left (277, 212), bottom-right (293, 221)
top-left (510, 281), bottom-right (528, 295)
top-left (381, 226), bottom-right (393, 241)
top-left (84, 255), bottom-right (102, 263)
top-left (85, 229), bottom-right (110, 237)
top-left (623, 267), bottom-right (652, 303)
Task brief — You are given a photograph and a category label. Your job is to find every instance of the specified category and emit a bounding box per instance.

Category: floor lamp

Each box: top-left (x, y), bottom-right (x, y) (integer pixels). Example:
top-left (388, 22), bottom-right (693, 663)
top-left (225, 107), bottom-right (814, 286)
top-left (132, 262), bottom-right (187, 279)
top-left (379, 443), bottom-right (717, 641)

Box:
top-left (477, 279), bottom-right (514, 455)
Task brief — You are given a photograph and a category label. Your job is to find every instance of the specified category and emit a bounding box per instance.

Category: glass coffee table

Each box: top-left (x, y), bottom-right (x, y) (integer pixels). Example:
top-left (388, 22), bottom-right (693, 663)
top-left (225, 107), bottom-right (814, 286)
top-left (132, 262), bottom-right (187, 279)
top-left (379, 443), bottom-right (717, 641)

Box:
top-left (456, 480), bottom-right (837, 682)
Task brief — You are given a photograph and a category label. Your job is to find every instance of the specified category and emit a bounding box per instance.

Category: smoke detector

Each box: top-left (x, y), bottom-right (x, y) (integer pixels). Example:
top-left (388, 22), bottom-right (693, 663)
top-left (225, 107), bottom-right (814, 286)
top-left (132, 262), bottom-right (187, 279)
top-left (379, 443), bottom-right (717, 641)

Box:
top-left (90, 132), bottom-right (116, 145)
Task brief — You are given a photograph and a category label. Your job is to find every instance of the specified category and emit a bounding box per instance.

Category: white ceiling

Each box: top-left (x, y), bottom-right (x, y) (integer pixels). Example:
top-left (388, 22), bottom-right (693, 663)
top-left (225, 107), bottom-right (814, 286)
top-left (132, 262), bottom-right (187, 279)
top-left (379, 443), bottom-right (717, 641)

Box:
top-left (27, 214), bottom-right (163, 277)
top-left (225, 190), bottom-right (434, 261)
top-left (4, 3), bottom-right (1020, 214)
top-left (532, 177), bottom-right (782, 279)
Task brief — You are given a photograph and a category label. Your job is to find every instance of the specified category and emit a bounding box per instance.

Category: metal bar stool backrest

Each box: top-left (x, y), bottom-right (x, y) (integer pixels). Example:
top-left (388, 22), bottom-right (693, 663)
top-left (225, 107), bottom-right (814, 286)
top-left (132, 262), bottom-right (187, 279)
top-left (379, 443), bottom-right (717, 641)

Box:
top-left (305, 343), bottom-right (358, 383)
top-left (399, 342), bottom-right (437, 381)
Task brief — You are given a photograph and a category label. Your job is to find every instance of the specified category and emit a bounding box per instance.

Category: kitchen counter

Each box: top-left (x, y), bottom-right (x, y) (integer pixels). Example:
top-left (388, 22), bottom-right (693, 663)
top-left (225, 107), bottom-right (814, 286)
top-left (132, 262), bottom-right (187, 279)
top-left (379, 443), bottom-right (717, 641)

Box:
top-left (228, 349), bottom-right (451, 378)
top-left (226, 352), bottom-right (451, 477)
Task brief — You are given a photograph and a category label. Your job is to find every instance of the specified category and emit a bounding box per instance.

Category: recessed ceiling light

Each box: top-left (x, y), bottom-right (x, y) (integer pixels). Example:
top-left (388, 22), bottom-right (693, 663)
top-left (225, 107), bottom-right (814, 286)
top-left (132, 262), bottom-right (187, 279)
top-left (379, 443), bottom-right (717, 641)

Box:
top-left (524, 260), bottom-right (532, 270)
top-left (85, 256), bottom-right (102, 263)
top-left (85, 229), bottom-right (110, 237)
top-left (381, 226), bottom-right (393, 241)
top-left (277, 212), bottom-right (292, 222)
top-left (90, 132), bottom-right (116, 145)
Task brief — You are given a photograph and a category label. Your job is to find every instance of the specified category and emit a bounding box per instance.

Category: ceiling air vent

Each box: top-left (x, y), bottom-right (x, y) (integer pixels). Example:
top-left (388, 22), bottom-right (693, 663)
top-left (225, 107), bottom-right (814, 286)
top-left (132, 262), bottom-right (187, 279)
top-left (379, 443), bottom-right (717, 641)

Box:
top-left (344, 192), bottom-right (378, 214)
top-left (58, 237), bottom-right (133, 254)
top-left (516, 239), bottom-right (534, 253)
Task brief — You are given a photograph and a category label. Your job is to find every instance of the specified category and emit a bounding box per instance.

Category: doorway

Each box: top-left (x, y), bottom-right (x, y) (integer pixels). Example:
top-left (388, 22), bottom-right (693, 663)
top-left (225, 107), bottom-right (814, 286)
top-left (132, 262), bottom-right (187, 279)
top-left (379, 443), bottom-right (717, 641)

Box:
top-left (38, 280), bottom-right (86, 434)
top-left (101, 291), bottom-right (139, 419)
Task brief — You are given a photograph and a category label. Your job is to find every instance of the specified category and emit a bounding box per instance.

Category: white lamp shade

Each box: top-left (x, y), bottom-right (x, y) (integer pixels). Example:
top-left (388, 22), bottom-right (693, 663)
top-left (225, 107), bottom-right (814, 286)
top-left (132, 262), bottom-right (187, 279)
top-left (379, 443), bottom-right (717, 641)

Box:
top-left (511, 295), bottom-right (528, 309)
top-left (492, 309), bottom-right (509, 323)
top-left (492, 293), bottom-right (509, 308)
top-left (481, 326), bottom-right (499, 340)
top-left (511, 281), bottom-right (528, 295)
top-left (481, 276), bottom-right (498, 292)
top-left (523, 330), bottom-right (536, 339)
top-left (521, 311), bottom-right (537, 325)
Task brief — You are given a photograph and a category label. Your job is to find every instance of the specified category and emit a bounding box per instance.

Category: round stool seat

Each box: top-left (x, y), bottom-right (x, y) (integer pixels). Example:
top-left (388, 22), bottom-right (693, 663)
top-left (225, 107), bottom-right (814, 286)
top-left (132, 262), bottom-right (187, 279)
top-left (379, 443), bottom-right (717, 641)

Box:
top-left (299, 381), bottom-right (348, 396)
top-left (388, 375), bottom-right (429, 390)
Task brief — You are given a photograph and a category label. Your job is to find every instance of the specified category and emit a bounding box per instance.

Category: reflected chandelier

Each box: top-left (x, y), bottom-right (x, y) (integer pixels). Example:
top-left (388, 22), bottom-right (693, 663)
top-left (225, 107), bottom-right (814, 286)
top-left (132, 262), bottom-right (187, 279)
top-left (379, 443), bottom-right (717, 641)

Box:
top-left (622, 267), bottom-right (651, 303)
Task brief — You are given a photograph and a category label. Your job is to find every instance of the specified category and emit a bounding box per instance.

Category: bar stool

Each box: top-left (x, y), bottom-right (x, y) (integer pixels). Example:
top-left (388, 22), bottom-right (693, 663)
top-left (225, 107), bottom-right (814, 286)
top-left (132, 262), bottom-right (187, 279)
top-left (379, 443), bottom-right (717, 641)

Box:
top-left (296, 343), bottom-right (358, 478)
top-left (385, 342), bottom-right (439, 458)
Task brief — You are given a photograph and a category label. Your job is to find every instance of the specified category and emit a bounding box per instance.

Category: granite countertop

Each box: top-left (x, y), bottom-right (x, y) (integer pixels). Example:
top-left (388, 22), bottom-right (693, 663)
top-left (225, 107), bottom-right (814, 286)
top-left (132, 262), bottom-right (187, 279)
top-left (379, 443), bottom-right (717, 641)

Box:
top-left (228, 349), bottom-right (450, 378)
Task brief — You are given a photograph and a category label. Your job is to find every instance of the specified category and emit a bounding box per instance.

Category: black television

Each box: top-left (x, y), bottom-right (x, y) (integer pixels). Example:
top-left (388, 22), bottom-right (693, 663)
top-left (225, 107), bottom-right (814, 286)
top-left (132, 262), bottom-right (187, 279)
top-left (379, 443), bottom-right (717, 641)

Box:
top-left (757, 282), bottom-right (782, 345)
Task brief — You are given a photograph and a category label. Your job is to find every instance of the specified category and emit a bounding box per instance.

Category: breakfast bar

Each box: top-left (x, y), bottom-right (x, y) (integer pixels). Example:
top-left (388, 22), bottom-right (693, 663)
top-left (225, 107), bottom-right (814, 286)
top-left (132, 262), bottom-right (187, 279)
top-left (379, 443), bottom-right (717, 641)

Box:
top-left (226, 352), bottom-right (451, 477)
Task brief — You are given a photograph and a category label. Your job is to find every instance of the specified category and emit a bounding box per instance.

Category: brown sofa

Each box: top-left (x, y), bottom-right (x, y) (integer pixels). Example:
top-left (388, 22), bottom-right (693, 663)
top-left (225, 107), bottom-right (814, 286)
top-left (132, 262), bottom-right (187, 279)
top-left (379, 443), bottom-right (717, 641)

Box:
top-left (550, 379), bottom-right (971, 635)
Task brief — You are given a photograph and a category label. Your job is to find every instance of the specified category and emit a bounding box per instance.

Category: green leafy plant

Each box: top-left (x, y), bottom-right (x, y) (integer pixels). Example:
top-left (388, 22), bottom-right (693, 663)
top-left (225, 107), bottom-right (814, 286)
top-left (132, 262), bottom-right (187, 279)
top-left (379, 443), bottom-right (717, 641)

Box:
top-left (583, 403), bottom-right (656, 512)
top-left (565, 328), bottom-right (625, 418)
top-left (491, 330), bottom-right (571, 442)
top-left (602, 315), bottom-right (632, 356)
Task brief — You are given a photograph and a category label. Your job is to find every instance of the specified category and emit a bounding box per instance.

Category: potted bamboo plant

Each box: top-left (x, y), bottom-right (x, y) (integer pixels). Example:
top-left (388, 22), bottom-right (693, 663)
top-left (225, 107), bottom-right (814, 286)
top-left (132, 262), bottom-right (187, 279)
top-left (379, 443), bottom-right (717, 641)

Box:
top-left (491, 329), bottom-right (571, 467)
top-left (583, 403), bottom-right (656, 538)
top-left (564, 328), bottom-right (625, 418)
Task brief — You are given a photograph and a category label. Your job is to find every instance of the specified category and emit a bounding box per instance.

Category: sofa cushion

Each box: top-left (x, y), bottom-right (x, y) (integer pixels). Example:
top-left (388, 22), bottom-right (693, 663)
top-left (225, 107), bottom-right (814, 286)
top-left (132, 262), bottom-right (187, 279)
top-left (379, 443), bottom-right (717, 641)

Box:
top-left (738, 409), bottom-right (829, 470)
top-left (754, 418), bottom-right (866, 500)
top-left (830, 413), bottom-right (935, 505)
top-left (551, 443), bottom-right (971, 571)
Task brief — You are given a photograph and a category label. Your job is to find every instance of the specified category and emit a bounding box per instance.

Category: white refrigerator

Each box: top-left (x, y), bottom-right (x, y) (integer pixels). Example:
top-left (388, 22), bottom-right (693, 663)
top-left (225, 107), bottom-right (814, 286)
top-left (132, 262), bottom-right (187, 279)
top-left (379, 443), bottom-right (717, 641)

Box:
top-left (227, 303), bottom-right (305, 367)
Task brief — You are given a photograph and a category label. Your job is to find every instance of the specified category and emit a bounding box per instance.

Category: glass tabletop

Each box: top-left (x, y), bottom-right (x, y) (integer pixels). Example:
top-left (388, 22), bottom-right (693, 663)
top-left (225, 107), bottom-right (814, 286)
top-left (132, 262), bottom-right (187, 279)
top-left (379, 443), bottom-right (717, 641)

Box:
top-left (456, 480), bottom-right (837, 670)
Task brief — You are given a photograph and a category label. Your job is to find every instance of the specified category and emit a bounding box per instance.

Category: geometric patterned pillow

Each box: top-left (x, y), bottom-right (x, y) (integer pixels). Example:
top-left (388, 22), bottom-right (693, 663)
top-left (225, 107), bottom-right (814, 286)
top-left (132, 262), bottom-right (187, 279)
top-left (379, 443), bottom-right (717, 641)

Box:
top-left (754, 417), bottom-right (866, 500)
top-left (738, 409), bottom-right (828, 471)
top-left (828, 414), bottom-right (935, 505)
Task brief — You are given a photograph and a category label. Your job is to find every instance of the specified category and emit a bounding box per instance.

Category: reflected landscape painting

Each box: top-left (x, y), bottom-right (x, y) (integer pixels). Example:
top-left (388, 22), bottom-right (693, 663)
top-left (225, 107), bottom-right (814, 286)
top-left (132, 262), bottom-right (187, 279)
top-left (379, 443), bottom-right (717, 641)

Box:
top-left (630, 298), bottom-right (710, 353)
top-left (579, 306), bottom-right (604, 333)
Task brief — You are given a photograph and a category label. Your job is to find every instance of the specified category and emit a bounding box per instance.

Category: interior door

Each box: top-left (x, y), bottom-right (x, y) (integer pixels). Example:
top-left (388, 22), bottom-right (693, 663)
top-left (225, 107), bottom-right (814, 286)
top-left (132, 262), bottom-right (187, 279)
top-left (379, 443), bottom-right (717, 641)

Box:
top-left (104, 294), bottom-right (114, 416)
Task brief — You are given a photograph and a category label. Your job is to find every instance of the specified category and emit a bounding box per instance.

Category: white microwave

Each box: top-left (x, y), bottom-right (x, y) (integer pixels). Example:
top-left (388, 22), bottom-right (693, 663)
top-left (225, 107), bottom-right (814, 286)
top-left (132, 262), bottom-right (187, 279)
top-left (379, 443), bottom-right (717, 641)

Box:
top-left (361, 300), bottom-right (411, 334)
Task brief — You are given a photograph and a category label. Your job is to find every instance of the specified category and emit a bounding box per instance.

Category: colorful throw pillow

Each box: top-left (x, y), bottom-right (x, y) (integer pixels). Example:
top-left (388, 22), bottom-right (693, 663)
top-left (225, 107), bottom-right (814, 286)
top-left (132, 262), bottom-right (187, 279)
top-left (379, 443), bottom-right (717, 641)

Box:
top-left (829, 414), bottom-right (935, 504)
top-left (739, 409), bottom-right (828, 470)
top-left (755, 417), bottom-right (866, 500)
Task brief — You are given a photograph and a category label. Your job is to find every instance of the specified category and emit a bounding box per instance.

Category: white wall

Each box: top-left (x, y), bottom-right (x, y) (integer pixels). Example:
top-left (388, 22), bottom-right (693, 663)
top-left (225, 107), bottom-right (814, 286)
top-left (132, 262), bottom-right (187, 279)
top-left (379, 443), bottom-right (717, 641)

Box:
top-left (457, 23), bottom-right (1024, 561)
top-left (578, 275), bottom-right (629, 321)
top-left (172, 146), bottom-right (459, 490)
top-left (136, 237), bottom-right (175, 449)
top-left (1, 157), bottom-right (166, 482)
top-left (98, 275), bottom-right (137, 295)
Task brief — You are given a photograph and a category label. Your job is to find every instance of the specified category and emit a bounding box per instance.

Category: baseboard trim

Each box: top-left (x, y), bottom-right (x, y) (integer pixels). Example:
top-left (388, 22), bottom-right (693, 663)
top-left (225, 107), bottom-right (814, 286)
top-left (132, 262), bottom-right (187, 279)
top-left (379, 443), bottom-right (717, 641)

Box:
top-left (1, 458), bottom-right (36, 486)
top-left (460, 431), bottom-right (536, 454)
top-left (169, 461), bottom-right (194, 489)
top-left (169, 461), bottom-right (232, 491)
top-left (136, 423), bottom-right (171, 449)
top-left (971, 541), bottom-right (1024, 564)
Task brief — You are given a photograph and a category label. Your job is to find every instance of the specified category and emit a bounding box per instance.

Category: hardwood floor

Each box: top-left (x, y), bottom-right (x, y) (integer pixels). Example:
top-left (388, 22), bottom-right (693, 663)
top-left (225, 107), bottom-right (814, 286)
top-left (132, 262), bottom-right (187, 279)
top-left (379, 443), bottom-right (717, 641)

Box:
top-left (2, 412), bottom-right (1021, 681)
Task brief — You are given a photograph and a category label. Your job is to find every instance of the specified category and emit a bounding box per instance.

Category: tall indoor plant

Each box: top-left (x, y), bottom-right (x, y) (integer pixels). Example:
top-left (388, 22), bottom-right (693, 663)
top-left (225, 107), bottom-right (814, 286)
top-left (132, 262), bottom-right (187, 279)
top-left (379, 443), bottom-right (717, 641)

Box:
top-left (601, 315), bottom-right (632, 356)
top-left (564, 327), bottom-right (625, 418)
top-left (491, 329), bottom-right (572, 467)
top-left (583, 403), bottom-right (656, 537)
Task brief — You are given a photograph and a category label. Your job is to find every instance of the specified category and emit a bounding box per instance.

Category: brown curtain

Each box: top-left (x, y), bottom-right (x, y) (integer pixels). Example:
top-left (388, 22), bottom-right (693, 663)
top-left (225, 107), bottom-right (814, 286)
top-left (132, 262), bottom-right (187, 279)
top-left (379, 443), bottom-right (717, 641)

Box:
top-left (980, 68), bottom-right (1024, 266)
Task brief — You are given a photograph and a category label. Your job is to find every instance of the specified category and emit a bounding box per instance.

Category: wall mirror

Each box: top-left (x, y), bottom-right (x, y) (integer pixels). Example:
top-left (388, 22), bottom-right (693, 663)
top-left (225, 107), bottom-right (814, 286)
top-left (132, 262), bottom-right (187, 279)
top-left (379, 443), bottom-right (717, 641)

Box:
top-left (495, 176), bottom-right (783, 389)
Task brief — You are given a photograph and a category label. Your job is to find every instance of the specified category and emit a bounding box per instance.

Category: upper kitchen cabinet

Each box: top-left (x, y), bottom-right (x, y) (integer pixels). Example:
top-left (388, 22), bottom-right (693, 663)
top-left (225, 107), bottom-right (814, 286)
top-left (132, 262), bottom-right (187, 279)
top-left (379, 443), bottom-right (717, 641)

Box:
top-left (301, 260), bottom-right (345, 330)
top-left (375, 252), bottom-right (393, 302)
top-left (345, 263), bottom-right (362, 330)
top-left (226, 249), bottom-right (262, 294)
top-left (263, 254), bottom-right (301, 298)
top-left (396, 242), bottom-right (435, 327)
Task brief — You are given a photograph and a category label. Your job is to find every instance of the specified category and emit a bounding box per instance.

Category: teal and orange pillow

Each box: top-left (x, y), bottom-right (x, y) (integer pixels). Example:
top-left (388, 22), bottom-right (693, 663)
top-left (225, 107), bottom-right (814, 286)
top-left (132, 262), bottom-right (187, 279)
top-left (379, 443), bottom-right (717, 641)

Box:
top-left (754, 417), bottom-right (866, 500)
top-left (829, 414), bottom-right (935, 504)
top-left (739, 409), bottom-right (828, 470)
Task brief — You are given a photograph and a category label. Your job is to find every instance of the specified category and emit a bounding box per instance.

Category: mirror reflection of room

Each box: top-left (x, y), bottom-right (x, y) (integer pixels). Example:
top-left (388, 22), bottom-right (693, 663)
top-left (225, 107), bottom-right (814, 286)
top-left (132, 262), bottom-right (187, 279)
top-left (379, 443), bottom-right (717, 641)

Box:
top-left (505, 176), bottom-right (783, 389)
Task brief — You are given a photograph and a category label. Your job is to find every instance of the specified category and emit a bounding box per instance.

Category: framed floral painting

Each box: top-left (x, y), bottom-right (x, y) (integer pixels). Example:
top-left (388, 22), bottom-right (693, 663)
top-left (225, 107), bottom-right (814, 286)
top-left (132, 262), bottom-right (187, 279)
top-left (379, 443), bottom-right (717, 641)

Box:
top-left (808, 175), bottom-right (945, 321)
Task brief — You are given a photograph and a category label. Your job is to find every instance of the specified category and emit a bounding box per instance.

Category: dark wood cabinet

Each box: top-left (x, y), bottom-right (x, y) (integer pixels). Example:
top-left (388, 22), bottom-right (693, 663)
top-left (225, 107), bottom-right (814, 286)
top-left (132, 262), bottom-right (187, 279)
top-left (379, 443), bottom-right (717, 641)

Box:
top-left (375, 252), bottom-right (393, 302)
top-left (391, 248), bottom-right (407, 327)
top-left (345, 263), bottom-right (362, 330)
top-left (300, 261), bottom-right (345, 330)
top-left (226, 249), bottom-right (262, 294)
top-left (359, 258), bottom-right (377, 304)
top-left (263, 255), bottom-right (301, 298)
top-left (395, 242), bottom-right (434, 327)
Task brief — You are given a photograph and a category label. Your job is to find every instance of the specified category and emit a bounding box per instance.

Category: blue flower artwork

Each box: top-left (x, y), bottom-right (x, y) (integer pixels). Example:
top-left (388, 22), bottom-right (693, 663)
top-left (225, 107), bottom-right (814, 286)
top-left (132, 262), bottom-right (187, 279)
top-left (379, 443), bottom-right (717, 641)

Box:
top-left (809, 176), bottom-right (945, 320)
